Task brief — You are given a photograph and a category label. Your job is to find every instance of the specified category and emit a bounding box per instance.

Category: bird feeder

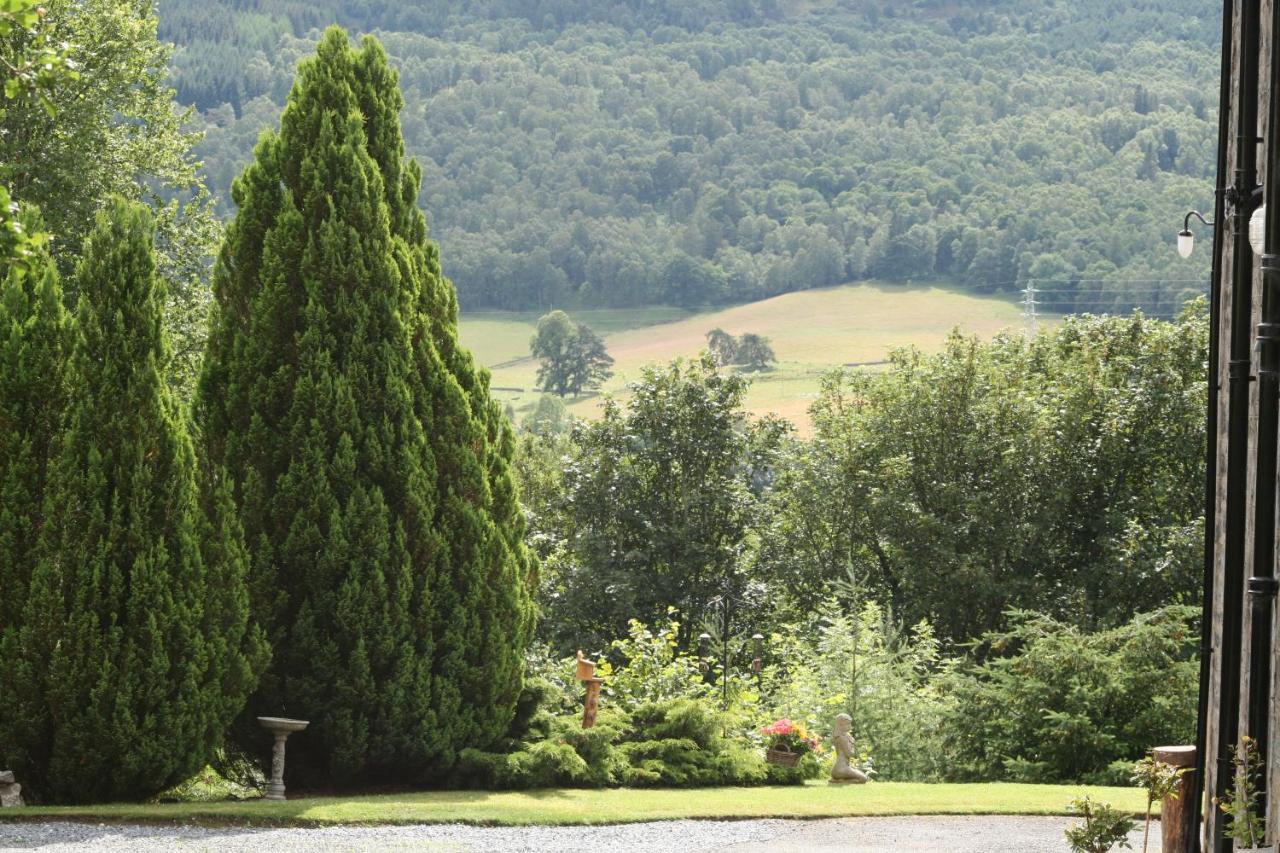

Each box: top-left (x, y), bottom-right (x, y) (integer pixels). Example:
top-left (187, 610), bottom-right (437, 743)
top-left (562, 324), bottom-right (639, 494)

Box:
top-left (576, 650), bottom-right (604, 729)
top-left (697, 632), bottom-right (712, 673)
top-left (575, 649), bottom-right (596, 681)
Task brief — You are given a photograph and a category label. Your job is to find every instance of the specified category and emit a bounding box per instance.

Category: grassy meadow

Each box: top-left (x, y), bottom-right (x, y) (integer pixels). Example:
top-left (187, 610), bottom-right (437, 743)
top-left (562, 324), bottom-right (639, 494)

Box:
top-left (460, 282), bottom-right (1032, 431)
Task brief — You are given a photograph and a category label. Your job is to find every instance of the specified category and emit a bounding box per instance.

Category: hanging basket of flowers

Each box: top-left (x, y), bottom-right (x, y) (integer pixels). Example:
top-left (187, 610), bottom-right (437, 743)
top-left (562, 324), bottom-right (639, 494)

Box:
top-left (761, 719), bottom-right (820, 767)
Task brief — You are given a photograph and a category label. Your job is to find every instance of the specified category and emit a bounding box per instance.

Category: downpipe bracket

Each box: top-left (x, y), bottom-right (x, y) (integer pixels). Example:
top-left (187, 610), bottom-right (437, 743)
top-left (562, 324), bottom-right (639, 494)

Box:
top-left (1247, 576), bottom-right (1280, 597)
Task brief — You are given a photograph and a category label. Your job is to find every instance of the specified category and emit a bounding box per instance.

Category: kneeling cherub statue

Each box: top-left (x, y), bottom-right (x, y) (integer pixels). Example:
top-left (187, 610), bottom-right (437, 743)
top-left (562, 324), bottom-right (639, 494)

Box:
top-left (829, 713), bottom-right (869, 784)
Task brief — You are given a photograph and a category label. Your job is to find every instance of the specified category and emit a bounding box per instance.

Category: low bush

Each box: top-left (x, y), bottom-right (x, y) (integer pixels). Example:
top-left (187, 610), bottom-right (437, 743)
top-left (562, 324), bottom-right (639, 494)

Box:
top-left (620, 699), bottom-right (769, 786)
top-left (452, 696), bottom-right (807, 789)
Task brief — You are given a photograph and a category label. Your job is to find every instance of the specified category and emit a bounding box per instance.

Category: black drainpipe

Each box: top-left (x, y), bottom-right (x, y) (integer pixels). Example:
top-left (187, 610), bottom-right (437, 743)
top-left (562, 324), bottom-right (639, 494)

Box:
top-left (1246, 0), bottom-right (1280, 829)
top-left (1193, 0), bottom-right (1235, 848)
top-left (1215, 0), bottom-right (1263, 850)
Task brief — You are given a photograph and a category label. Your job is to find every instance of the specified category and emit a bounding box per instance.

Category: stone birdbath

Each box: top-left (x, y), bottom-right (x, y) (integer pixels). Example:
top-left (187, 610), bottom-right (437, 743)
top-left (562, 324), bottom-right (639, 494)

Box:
top-left (257, 716), bottom-right (309, 801)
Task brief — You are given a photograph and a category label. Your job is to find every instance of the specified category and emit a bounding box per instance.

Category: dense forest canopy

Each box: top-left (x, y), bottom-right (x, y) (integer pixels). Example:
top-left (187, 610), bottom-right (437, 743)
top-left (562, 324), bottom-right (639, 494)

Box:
top-left (159, 0), bottom-right (1221, 315)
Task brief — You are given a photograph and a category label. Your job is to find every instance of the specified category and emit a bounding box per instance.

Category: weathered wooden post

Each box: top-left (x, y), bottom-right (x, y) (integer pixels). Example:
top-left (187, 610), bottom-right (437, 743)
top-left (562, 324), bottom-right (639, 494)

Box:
top-left (1154, 745), bottom-right (1197, 853)
top-left (576, 650), bottom-right (604, 729)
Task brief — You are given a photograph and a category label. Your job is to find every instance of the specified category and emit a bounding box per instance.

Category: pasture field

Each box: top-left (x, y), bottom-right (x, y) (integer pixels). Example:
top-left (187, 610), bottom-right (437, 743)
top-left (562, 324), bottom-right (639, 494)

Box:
top-left (459, 282), bottom-right (1031, 430)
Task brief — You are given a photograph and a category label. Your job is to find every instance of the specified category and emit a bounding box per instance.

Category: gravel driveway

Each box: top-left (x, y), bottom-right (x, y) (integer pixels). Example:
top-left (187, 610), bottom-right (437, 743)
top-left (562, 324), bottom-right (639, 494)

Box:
top-left (0, 816), bottom-right (1160, 852)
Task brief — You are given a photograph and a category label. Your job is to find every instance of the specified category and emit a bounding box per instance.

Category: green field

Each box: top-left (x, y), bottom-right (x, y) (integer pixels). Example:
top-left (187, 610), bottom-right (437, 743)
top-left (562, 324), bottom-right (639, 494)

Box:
top-left (1, 782), bottom-right (1148, 826)
top-left (460, 282), bottom-right (1030, 431)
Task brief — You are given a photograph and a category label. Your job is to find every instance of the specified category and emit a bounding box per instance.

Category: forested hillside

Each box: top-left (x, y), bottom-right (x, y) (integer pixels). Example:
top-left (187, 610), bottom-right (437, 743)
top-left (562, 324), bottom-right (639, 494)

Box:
top-left (160, 0), bottom-right (1220, 314)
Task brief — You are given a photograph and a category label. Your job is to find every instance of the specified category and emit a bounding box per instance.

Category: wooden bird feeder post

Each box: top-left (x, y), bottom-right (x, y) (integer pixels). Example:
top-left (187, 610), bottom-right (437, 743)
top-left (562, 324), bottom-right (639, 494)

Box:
top-left (576, 650), bottom-right (604, 729)
top-left (1153, 745), bottom-right (1197, 853)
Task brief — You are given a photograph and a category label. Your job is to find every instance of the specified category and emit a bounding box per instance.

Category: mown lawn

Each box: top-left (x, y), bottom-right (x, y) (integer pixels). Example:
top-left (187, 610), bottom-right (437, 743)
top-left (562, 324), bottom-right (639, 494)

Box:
top-left (0, 782), bottom-right (1150, 827)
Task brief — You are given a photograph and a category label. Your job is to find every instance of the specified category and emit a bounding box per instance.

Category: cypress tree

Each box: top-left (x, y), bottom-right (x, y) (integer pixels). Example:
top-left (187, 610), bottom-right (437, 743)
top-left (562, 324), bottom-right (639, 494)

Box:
top-left (196, 28), bottom-right (535, 787)
top-left (6, 199), bottom-right (265, 803)
top-left (0, 209), bottom-right (70, 761)
top-left (0, 209), bottom-right (69, 625)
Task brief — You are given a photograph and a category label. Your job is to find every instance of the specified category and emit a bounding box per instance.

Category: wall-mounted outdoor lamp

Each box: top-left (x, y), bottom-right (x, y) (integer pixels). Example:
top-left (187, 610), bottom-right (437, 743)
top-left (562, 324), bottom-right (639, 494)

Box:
top-left (1252, 204), bottom-right (1269, 257)
top-left (1178, 210), bottom-right (1215, 258)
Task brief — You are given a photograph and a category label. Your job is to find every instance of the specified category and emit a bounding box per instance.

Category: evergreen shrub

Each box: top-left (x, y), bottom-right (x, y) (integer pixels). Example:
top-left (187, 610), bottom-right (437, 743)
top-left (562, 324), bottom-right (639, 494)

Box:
top-left (1, 199), bottom-right (264, 803)
top-left (195, 27), bottom-right (535, 787)
top-left (453, 697), bottom-right (780, 790)
top-left (942, 606), bottom-right (1198, 784)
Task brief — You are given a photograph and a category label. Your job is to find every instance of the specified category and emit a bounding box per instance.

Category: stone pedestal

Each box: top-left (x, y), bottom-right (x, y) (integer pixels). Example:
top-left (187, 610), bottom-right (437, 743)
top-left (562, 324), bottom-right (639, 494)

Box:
top-left (0, 771), bottom-right (24, 807)
top-left (256, 717), bottom-right (309, 801)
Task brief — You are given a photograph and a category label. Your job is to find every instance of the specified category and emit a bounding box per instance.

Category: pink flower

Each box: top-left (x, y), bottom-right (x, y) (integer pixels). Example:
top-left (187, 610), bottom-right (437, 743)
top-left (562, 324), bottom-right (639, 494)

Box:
top-left (760, 718), bottom-right (797, 737)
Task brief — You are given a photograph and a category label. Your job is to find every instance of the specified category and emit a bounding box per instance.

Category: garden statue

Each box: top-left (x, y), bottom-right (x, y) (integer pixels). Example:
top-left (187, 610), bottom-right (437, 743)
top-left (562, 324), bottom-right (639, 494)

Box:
top-left (829, 713), bottom-right (869, 784)
top-left (0, 770), bottom-right (23, 807)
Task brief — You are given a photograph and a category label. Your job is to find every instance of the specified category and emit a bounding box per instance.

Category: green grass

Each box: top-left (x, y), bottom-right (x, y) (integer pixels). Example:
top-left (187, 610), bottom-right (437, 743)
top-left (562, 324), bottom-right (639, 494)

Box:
top-left (1, 782), bottom-right (1149, 827)
top-left (459, 281), bottom-right (1035, 432)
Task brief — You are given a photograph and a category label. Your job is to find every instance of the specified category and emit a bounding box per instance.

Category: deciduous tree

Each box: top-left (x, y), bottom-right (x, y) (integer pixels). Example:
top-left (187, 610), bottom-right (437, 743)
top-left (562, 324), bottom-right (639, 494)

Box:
top-left (1, 0), bottom-right (218, 396)
top-left (531, 309), bottom-right (614, 396)
top-left (551, 355), bottom-right (781, 649)
top-left (736, 333), bottom-right (776, 371)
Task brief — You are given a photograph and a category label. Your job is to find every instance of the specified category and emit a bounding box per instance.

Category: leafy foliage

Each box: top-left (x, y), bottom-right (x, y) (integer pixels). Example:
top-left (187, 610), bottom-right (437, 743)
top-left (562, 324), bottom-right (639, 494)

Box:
top-left (194, 28), bottom-right (535, 787)
top-left (1064, 796), bottom-right (1136, 853)
top-left (1, 199), bottom-right (264, 804)
top-left (735, 333), bottom-right (776, 371)
top-left (486, 593), bottom-right (1193, 789)
top-left (521, 393), bottom-right (573, 435)
top-left (1220, 737), bottom-right (1267, 848)
top-left (756, 304), bottom-right (1208, 641)
top-left (2, 0), bottom-right (218, 398)
top-left (704, 328), bottom-right (775, 370)
top-left (760, 598), bottom-right (951, 782)
top-left (0, 1), bottom-right (76, 272)
top-left (544, 355), bottom-right (785, 649)
top-left (705, 328), bottom-right (737, 366)
top-left (1130, 755), bottom-right (1186, 853)
top-left (0, 0), bottom-right (77, 114)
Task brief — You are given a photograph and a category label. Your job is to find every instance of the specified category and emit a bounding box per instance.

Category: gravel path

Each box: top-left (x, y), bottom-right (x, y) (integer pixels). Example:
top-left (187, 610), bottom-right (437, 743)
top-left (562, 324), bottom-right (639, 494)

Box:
top-left (0, 816), bottom-right (1161, 852)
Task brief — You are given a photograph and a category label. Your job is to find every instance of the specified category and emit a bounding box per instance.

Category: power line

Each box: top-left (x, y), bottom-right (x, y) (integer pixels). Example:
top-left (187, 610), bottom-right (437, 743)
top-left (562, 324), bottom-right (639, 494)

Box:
top-left (1023, 280), bottom-right (1039, 335)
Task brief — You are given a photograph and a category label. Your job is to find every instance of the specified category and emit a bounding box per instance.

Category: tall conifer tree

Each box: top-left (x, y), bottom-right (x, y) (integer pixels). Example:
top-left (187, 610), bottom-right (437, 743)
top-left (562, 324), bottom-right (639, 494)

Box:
top-left (4, 199), bottom-right (264, 803)
top-left (196, 28), bottom-right (535, 786)
top-left (0, 209), bottom-right (70, 724)
top-left (0, 209), bottom-right (69, 623)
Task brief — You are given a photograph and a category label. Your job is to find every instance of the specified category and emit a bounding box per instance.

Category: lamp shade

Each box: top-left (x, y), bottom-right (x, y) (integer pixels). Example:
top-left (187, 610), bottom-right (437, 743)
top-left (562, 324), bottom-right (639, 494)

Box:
top-left (1251, 204), bottom-right (1268, 257)
top-left (1177, 230), bottom-right (1195, 258)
